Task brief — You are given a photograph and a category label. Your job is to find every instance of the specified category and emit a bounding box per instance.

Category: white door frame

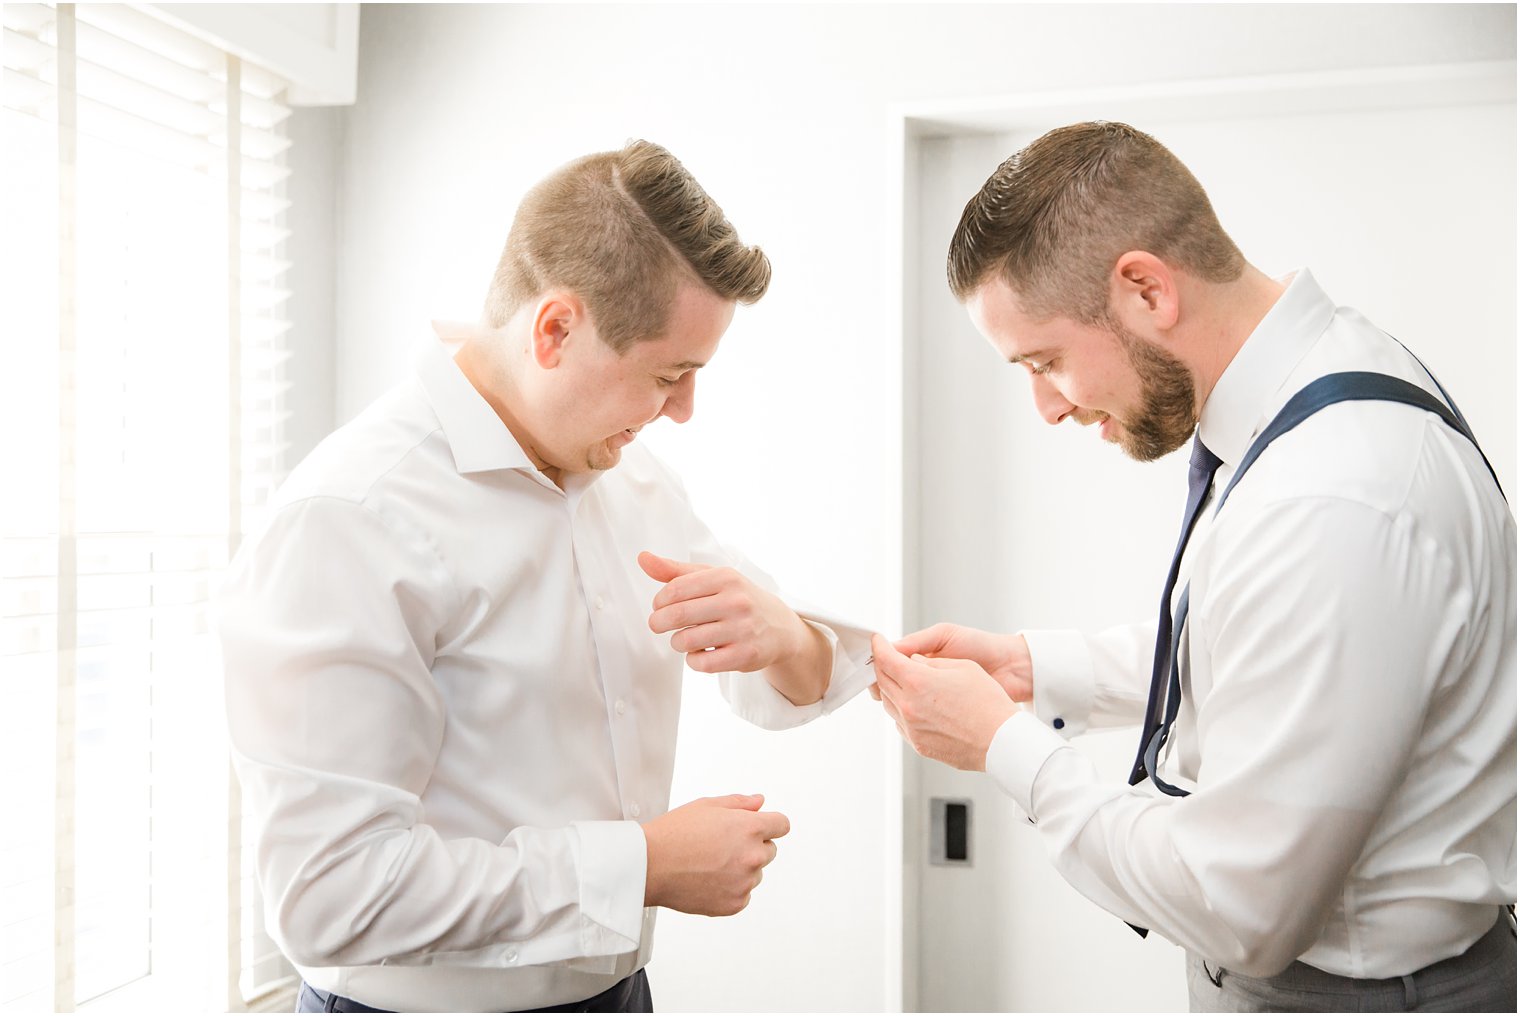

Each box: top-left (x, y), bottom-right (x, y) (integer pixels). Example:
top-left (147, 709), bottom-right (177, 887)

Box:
top-left (882, 58), bottom-right (1515, 1013)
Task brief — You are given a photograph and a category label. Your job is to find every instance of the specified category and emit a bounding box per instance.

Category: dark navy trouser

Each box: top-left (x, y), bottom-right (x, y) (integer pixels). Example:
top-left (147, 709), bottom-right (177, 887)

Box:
top-left (295, 969), bottom-right (652, 1013)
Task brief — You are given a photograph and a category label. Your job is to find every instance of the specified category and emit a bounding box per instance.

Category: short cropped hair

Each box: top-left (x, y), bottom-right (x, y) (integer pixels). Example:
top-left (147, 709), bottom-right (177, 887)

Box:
top-left (484, 140), bottom-right (771, 351)
top-left (947, 122), bottom-right (1244, 323)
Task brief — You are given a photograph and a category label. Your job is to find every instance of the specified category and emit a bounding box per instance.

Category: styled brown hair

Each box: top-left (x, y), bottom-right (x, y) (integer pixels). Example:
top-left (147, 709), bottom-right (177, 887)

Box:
top-left (484, 140), bottom-right (771, 351)
top-left (947, 122), bottom-right (1244, 323)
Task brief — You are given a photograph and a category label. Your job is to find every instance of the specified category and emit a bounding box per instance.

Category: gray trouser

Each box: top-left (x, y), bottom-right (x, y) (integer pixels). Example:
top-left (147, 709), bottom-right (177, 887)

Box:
top-left (1187, 909), bottom-right (1516, 1012)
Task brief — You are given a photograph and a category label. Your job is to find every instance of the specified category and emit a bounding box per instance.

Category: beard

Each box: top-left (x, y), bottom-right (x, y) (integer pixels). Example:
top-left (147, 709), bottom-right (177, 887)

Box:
top-left (1109, 323), bottom-right (1197, 462)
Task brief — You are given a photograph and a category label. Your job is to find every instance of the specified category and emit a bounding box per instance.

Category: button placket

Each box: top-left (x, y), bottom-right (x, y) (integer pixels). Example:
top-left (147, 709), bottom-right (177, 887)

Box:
top-left (569, 495), bottom-right (646, 832)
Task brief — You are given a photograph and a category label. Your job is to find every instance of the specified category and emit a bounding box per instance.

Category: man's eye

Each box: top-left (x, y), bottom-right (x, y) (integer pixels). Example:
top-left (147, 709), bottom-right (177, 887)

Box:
top-left (1030, 361), bottom-right (1053, 376)
top-left (656, 376), bottom-right (679, 388)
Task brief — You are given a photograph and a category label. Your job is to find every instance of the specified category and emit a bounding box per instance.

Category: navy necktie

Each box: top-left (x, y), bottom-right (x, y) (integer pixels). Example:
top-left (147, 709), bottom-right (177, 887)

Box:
top-left (1129, 434), bottom-right (1221, 794)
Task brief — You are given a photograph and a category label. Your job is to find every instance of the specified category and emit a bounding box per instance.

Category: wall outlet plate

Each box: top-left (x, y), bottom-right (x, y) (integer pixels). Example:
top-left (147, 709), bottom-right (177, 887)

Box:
top-left (929, 797), bottom-right (972, 866)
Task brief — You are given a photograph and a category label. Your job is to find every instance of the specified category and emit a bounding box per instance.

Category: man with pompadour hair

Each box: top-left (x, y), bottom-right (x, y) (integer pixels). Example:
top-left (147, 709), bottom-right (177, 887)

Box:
top-left (219, 140), bottom-right (872, 1014)
top-left (485, 140), bottom-right (772, 353)
top-left (873, 121), bottom-right (1515, 1011)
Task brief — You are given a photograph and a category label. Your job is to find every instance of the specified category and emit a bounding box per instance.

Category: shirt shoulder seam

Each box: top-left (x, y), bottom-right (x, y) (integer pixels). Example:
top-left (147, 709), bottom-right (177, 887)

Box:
top-left (273, 431), bottom-right (464, 616)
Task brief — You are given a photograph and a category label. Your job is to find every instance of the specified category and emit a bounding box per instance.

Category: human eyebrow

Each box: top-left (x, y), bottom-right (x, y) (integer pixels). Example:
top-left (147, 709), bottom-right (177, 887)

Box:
top-left (662, 360), bottom-right (706, 371)
top-left (1006, 351), bottom-right (1048, 365)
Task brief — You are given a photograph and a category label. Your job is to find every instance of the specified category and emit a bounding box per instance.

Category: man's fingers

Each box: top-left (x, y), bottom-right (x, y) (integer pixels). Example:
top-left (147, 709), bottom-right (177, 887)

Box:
top-left (892, 623), bottom-right (952, 657)
top-left (648, 593), bottom-right (727, 635)
top-left (756, 810), bottom-right (791, 841)
top-left (649, 564), bottom-right (730, 610)
top-left (637, 551), bottom-right (710, 585)
top-left (686, 645), bottom-right (748, 673)
top-left (712, 793), bottom-right (764, 811)
top-left (668, 620), bottom-right (733, 655)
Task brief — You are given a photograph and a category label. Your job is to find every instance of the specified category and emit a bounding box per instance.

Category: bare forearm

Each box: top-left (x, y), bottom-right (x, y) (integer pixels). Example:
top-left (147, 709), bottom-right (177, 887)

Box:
top-left (763, 617), bottom-right (832, 706)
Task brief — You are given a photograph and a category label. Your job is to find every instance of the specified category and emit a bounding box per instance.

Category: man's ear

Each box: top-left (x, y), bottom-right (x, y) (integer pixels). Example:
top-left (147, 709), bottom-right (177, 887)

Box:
top-left (1108, 252), bottom-right (1180, 336)
top-left (529, 291), bottom-right (587, 369)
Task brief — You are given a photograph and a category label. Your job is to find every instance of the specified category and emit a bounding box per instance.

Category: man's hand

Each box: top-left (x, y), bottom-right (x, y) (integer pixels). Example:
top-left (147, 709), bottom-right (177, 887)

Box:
top-left (641, 795), bottom-right (790, 916)
top-left (891, 623), bottom-right (1034, 703)
top-left (639, 551), bottom-right (830, 703)
top-left (870, 633), bottom-right (1018, 771)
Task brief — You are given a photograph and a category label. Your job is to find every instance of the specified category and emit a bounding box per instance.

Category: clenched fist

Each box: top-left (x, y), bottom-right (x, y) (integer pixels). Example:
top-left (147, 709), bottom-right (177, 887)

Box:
top-left (641, 794), bottom-right (790, 917)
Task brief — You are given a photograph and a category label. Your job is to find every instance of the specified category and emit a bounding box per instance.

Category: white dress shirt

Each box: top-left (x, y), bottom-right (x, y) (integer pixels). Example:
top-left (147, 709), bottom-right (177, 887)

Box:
top-left (986, 270), bottom-right (1516, 979)
top-left (217, 342), bottom-right (873, 1012)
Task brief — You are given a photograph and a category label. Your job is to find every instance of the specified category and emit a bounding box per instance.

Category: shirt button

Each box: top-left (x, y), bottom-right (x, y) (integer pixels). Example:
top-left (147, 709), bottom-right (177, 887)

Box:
top-left (595, 595), bottom-right (606, 611)
top-left (505, 948), bottom-right (518, 963)
top-left (615, 699), bottom-right (627, 716)
top-left (630, 802), bottom-right (641, 818)
top-left (1052, 717), bottom-right (1065, 730)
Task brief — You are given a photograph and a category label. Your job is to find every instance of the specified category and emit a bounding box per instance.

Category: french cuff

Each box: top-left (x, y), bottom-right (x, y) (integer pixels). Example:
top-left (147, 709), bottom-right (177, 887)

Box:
top-left (1021, 628), bottom-right (1096, 739)
top-left (568, 820), bottom-right (647, 960)
top-left (985, 710), bottom-right (1070, 819)
top-left (721, 607), bottom-right (875, 731)
top-left (806, 611), bottom-right (876, 709)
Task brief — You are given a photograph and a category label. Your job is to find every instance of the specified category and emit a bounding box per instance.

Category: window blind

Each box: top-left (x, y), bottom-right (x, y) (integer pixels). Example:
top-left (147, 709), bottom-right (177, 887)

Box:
top-left (1, 4), bottom-right (294, 1011)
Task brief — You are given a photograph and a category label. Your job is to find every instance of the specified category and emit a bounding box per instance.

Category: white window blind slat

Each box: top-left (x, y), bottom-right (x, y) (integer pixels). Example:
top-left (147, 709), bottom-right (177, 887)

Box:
top-left (1, 3), bottom-right (294, 1011)
top-left (0, 64), bottom-right (52, 116)
top-left (3, 85), bottom-right (290, 195)
top-left (2, 24), bottom-right (56, 73)
top-left (0, 4), bottom-right (52, 34)
top-left (74, 4), bottom-right (223, 78)
top-left (241, 193), bottom-right (293, 224)
top-left (3, 13), bottom-right (225, 131)
top-left (4, 31), bottom-right (217, 136)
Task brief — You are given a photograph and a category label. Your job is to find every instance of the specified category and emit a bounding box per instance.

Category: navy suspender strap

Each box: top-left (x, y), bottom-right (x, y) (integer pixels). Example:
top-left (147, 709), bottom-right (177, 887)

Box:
top-left (1122, 369), bottom-right (1501, 940)
top-left (1217, 371), bottom-right (1502, 517)
top-left (1140, 371), bottom-right (1502, 802)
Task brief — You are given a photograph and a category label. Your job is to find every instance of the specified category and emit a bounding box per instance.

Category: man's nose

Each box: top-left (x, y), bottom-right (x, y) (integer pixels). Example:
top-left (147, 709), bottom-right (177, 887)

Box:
top-left (1030, 373), bottom-right (1075, 425)
top-left (662, 377), bottom-right (695, 424)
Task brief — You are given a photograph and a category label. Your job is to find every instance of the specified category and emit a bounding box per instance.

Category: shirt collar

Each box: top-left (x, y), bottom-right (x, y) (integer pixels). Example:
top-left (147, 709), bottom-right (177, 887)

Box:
top-left (1197, 268), bottom-right (1334, 469)
top-left (415, 340), bottom-right (537, 475)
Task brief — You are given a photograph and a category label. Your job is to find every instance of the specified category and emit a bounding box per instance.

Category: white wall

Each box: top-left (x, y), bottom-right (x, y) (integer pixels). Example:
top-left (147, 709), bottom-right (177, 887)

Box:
top-left (306, 3), bottom-right (1516, 1011)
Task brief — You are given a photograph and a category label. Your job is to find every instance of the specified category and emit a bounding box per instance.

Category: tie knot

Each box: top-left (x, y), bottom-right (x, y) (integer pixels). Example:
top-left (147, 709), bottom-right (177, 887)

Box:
top-left (1189, 435), bottom-right (1221, 476)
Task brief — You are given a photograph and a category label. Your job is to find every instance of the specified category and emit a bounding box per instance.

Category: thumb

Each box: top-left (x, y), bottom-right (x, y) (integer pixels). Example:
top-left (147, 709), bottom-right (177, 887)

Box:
top-left (638, 550), bottom-right (709, 583)
top-left (871, 632), bottom-right (909, 670)
top-left (893, 623), bottom-right (950, 657)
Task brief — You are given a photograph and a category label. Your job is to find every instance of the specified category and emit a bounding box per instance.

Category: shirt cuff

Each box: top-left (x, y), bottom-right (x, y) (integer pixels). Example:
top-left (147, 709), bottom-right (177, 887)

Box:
top-left (807, 614), bottom-right (876, 709)
top-left (720, 608), bottom-right (874, 731)
top-left (985, 710), bottom-right (1071, 819)
top-left (568, 820), bottom-right (647, 960)
top-left (1022, 628), bottom-right (1096, 739)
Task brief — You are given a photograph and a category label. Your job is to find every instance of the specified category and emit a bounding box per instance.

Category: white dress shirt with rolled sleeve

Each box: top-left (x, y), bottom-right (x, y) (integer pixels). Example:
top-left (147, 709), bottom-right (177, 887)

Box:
top-left (985, 270), bottom-right (1516, 980)
top-left (216, 342), bottom-right (873, 1012)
